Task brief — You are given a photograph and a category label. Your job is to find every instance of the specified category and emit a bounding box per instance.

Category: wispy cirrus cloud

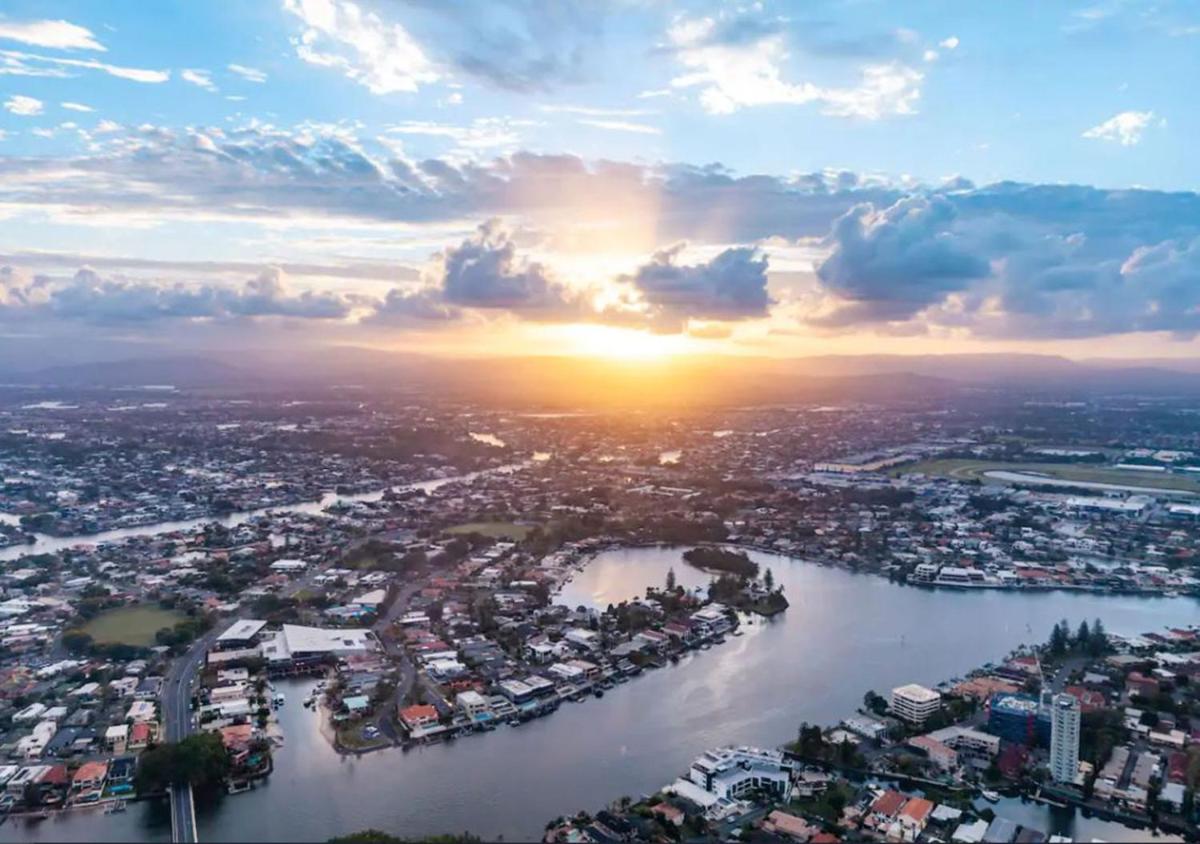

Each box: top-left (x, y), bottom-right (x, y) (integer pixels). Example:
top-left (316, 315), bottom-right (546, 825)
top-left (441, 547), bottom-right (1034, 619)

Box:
top-left (0, 19), bottom-right (105, 51)
top-left (576, 118), bottom-right (661, 135)
top-left (227, 63), bottom-right (267, 83)
top-left (0, 47), bottom-right (169, 83)
top-left (181, 68), bottom-right (217, 91)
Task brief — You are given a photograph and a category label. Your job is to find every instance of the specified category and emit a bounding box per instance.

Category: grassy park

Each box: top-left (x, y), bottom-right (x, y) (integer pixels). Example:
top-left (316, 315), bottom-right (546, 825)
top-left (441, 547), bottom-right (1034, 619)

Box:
top-left (81, 605), bottom-right (186, 647)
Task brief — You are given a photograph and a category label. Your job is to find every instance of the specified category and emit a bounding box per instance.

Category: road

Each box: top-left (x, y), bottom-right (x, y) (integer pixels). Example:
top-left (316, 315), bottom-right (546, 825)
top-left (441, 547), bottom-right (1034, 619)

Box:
top-left (162, 628), bottom-right (221, 844)
top-left (371, 579), bottom-right (427, 741)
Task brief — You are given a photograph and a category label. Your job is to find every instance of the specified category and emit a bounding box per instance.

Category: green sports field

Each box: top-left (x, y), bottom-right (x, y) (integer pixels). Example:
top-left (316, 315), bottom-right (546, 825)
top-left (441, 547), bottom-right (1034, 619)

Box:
top-left (897, 458), bottom-right (1200, 494)
top-left (81, 605), bottom-right (186, 647)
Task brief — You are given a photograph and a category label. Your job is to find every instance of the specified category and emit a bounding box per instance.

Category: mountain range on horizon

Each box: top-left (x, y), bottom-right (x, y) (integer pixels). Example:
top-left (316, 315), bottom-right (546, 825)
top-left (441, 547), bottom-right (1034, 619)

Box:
top-left (7, 348), bottom-right (1200, 407)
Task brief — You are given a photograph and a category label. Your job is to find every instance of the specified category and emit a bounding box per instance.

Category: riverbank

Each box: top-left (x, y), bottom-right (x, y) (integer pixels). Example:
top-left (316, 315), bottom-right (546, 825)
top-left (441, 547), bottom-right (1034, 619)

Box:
top-left (0, 460), bottom-right (529, 563)
top-left (9, 549), bottom-right (1199, 843)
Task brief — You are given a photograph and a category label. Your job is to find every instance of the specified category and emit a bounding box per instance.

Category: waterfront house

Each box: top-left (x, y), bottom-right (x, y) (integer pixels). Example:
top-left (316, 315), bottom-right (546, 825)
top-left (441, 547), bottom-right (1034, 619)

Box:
top-left (398, 704), bottom-right (441, 738)
top-left (71, 760), bottom-right (107, 791)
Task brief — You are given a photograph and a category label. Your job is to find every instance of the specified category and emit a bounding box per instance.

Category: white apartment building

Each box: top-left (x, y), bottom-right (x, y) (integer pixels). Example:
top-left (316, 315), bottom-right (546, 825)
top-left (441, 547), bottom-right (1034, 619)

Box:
top-left (1050, 693), bottom-right (1081, 783)
top-left (683, 746), bottom-right (795, 802)
top-left (891, 684), bottom-right (942, 726)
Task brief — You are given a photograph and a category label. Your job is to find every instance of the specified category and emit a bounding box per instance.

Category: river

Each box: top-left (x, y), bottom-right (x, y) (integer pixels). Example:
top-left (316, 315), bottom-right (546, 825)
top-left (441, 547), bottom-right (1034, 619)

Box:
top-left (0, 464), bottom-right (524, 563)
top-left (5, 546), bottom-right (1195, 843)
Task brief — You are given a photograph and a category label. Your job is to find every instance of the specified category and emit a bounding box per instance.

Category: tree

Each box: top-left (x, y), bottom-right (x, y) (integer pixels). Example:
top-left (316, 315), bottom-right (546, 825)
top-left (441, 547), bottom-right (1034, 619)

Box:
top-left (863, 690), bottom-right (888, 716)
top-left (665, 567), bottom-right (676, 592)
top-left (1075, 619), bottom-right (1091, 650)
top-left (1089, 617), bottom-right (1109, 656)
top-left (763, 567), bottom-right (775, 593)
top-left (135, 733), bottom-right (231, 796)
top-left (61, 628), bottom-right (94, 655)
top-left (1048, 620), bottom-right (1070, 656)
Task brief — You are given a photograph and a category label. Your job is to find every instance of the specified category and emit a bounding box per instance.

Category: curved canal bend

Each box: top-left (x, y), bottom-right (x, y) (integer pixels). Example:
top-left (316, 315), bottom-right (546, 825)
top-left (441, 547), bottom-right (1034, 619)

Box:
top-left (4, 546), bottom-right (1195, 843)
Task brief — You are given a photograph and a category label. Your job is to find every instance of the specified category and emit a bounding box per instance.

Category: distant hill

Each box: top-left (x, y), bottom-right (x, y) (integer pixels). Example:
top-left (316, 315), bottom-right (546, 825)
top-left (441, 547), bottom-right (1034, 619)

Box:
top-left (7, 348), bottom-right (1200, 405)
top-left (17, 356), bottom-right (252, 388)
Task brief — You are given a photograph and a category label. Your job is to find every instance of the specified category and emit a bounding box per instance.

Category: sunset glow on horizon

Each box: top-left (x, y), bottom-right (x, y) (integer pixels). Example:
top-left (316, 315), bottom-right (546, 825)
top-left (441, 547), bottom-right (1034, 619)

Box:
top-left (1, 0), bottom-right (1200, 371)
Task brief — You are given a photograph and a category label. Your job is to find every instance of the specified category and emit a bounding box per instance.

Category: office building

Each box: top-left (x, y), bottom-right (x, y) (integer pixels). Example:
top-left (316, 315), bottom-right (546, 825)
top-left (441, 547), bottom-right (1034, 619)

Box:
top-left (891, 683), bottom-right (942, 726)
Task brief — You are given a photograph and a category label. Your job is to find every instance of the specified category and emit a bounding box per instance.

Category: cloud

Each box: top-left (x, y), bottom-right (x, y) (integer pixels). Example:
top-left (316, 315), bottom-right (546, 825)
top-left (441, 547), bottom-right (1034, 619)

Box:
top-left (227, 63), bottom-right (267, 83)
top-left (0, 250), bottom-right (418, 283)
top-left (0, 125), bottom-right (906, 240)
top-left (385, 117), bottom-right (533, 149)
top-left (365, 287), bottom-right (462, 324)
top-left (538, 104), bottom-right (652, 117)
top-left (813, 196), bottom-right (990, 324)
top-left (939, 36), bottom-right (960, 50)
top-left (576, 118), bottom-right (661, 135)
top-left (623, 244), bottom-right (773, 329)
top-left (432, 219), bottom-right (589, 318)
top-left (3, 94), bottom-right (43, 116)
top-left (1082, 110), bottom-right (1157, 146)
top-left (805, 183), bottom-right (1200, 339)
top-left (666, 13), bottom-right (922, 118)
top-left (0, 19), bottom-right (105, 51)
top-left (181, 68), bottom-right (217, 91)
top-left (0, 266), bottom-right (359, 324)
top-left (8, 122), bottom-right (1200, 341)
top-left (60, 101), bottom-right (93, 112)
top-left (280, 0), bottom-right (605, 95)
top-left (282, 0), bottom-right (439, 94)
top-left (409, 0), bottom-right (603, 92)
top-left (0, 48), bottom-right (169, 82)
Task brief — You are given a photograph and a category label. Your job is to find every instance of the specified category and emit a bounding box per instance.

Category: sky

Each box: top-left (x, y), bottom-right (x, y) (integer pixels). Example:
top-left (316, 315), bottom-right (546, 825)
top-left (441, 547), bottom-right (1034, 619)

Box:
top-left (1, 0), bottom-right (1200, 363)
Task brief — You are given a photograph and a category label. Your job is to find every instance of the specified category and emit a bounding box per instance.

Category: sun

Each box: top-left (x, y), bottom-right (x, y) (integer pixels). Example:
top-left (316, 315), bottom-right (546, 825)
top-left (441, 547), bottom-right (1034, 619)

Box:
top-left (550, 324), bottom-right (693, 360)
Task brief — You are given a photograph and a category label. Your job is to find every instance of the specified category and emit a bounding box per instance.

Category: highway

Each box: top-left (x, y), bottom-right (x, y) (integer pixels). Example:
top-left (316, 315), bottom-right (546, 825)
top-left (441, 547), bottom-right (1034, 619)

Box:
top-left (162, 629), bottom-right (220, 843)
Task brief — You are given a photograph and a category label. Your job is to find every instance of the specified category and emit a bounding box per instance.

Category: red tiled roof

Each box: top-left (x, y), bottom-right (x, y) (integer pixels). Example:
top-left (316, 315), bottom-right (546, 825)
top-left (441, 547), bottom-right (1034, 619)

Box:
top-left (871, 790), bottom-right (907, 817)
top-left (399, 704), bottom-right (438, 723)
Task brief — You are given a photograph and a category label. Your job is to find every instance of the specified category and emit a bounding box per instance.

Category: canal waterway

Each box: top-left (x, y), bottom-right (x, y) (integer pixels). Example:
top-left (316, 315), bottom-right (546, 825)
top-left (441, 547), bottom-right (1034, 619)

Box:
top-left (0, 464), bottom-right (525, 563)
top-left (4, 546), bottom-right (1196, 842)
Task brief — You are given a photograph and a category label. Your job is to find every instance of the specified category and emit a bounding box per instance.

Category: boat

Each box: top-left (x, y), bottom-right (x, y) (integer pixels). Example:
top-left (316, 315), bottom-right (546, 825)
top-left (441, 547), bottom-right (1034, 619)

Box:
top-left (731, 629), bottom-right (744, 637)
top-left (980, 789), bottom-right (1001, 803)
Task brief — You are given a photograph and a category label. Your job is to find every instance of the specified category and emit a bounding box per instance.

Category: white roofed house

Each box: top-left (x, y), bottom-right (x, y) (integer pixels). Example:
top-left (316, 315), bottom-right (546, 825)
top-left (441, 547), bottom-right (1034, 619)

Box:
top-left (351, 589), bottom-right (387, 611)
top-left (16, 720), bottom-right (57, 759)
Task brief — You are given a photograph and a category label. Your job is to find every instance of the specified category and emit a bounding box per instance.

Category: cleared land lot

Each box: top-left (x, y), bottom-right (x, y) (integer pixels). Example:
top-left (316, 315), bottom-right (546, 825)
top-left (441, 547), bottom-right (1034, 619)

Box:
top-left (897, 458), bottom-right (1200, 494)
top-left (444, 521), bottom-right (532, 540)
top-left (81, 605), bottom-right (185, 647)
